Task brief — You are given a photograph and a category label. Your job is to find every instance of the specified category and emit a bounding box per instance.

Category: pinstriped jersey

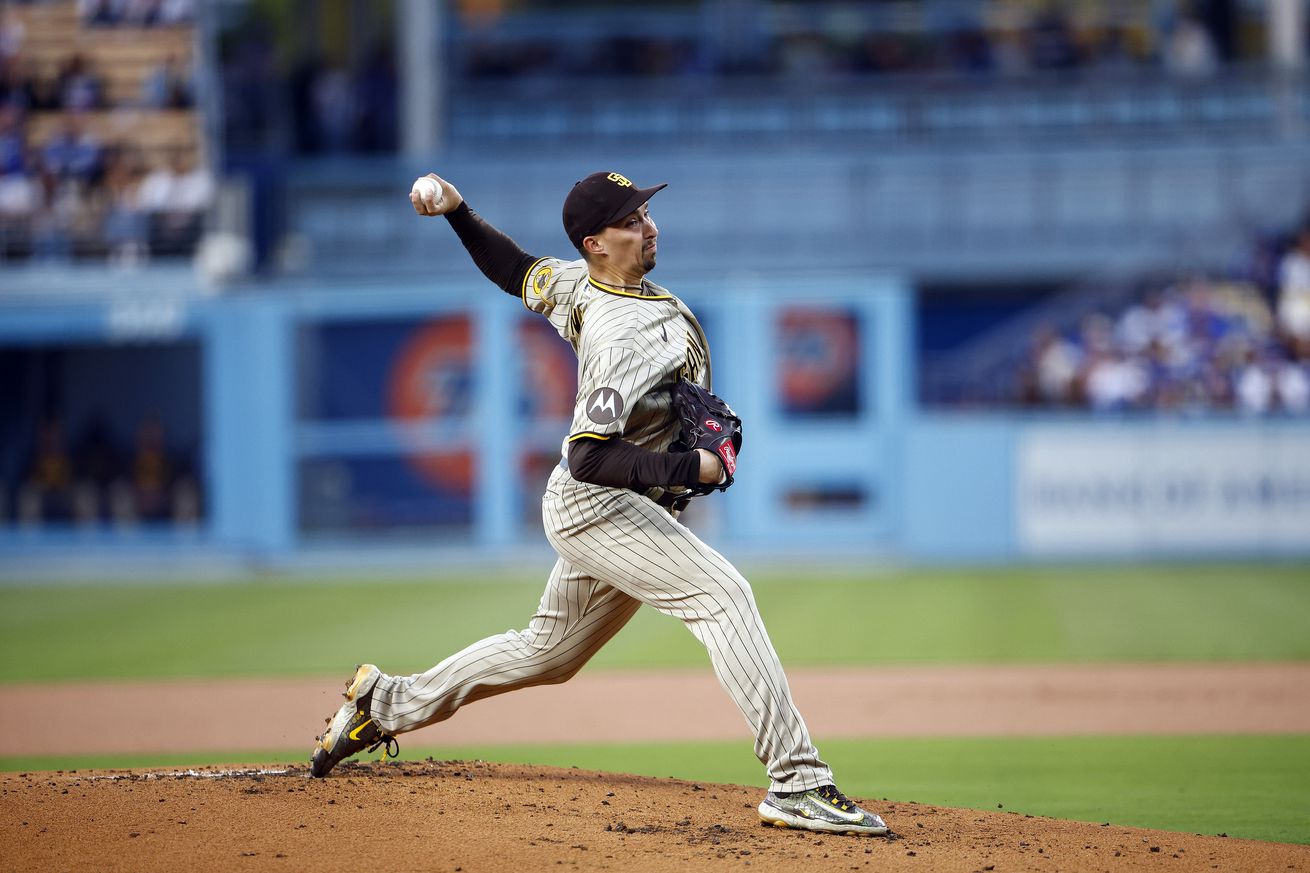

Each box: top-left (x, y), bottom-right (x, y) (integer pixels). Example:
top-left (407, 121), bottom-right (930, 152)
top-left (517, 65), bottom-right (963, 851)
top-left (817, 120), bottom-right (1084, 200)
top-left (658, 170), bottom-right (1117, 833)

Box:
top-left (520, 257), bottom-right (712, 459)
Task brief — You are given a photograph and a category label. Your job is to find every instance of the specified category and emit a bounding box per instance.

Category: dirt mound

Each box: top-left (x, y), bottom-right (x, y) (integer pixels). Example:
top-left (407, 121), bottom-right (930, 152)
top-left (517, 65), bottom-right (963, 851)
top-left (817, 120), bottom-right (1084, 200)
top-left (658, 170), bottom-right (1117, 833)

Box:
top-left (3, 760), bottom-right (1306, 873)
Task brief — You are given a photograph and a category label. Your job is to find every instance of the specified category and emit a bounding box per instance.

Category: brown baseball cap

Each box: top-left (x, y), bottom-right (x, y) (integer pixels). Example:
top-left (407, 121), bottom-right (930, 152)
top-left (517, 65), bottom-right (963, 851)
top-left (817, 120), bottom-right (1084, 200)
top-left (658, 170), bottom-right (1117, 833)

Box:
top-left (563, 171), bottom-right (667, 250)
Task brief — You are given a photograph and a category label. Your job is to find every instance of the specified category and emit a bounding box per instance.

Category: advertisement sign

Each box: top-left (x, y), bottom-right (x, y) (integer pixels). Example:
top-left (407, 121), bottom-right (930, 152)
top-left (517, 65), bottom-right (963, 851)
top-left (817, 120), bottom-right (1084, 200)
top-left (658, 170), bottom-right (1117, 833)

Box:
top-left (1018, 428), bottom-right (1310, 553)
top-left (295, 315), bottom-right (476, 534)
top-left (776, 307), bottom-right (862, 418)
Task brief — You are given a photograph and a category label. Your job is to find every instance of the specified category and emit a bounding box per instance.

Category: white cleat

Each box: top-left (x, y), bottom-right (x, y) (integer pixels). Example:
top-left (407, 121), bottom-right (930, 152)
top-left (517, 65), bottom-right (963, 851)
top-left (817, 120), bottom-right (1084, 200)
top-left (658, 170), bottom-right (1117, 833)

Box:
top-left (758, 784), bottom-right (890, 836)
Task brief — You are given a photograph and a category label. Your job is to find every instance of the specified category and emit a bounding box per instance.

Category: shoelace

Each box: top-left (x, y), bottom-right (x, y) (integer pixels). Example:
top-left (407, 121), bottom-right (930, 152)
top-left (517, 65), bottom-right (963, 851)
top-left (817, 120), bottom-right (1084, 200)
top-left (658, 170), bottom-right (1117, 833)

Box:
top-left (366, 733), bottom-right (400, 760)
top-left (815, 784), bottom-right (856, 812)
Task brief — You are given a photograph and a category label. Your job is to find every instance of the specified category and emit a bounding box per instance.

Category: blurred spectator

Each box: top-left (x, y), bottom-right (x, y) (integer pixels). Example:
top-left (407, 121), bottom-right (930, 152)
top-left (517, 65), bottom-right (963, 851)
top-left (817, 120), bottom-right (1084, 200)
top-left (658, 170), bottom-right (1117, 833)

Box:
top-left (170, 148), bottom-right (211, 209)
top-left (1234, 348), bottom-right (1274, 414)
top-left (111, 414), bottom-right (199, 525)
top-left (56, 53), bottom-right (104, 110)
top-left (80, 0), bottom-right (120, 26)
top-left (136, 151), bottom-right (176, 210)
top-left (27, 58), bottom-right (58, 110)
top-left (1277, 222), bottom-right (1310, 361)
top-left (1024, 325), bottom-right (1081, 405)
top-left (121, 0), bottom-right (164, 27)
top-left (140, 54), bottom-right (193, 108)
top-left (137, 147), bottom-right (210, 252)
top-left (100, 148), bottom-right (146, 266)
top-left (1114, 292), bottom-right (1165, 355)
top-left (112, 415), bottom-right (170, 523)
top-left (156, 0), bottom-right (195, 26)
top-left (1084, 349), bottom-right (1149, 411)
top-left (1, 57), bottom-right (40, 111)
top-left (17, 417), bottom-right (76, 526)
top-left (1164, 16), bottom-right (1219, 77)
top-left (30, 168), bottom-right (78, 261)
top-left (0, 105), bottom-right (36, 217)
top-left (0, 175), bottom-right (27, 220)
top-left (41, 113), bottom-right (103, 185)
top-left (0, 7), bottom-right (25, 61)
top-left (1277, 361), bottom-right (1310, 412)
top-left (0, 103), bottom-right (25, 174)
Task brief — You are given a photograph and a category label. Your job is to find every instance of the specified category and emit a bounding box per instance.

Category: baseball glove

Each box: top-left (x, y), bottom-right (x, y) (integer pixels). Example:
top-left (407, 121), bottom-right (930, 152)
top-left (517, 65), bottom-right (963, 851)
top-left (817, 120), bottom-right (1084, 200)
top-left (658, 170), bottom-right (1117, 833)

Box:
top-left (668, 379), bottom-right (743, 496)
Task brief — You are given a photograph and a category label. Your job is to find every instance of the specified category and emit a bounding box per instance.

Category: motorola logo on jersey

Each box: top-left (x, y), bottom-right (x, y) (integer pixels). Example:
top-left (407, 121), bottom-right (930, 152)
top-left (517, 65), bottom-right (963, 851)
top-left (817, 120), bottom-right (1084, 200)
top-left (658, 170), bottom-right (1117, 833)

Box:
top-left (586, 387), bottom-right (624, 424)
top-left (704, 419), bottom-right (722, 432)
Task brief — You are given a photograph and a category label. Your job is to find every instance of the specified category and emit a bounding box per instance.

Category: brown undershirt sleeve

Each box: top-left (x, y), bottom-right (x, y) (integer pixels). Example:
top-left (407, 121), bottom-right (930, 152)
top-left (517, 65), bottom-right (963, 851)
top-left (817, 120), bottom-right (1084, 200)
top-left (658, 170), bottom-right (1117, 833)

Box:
top-left (568, 436), bottom-right (702, 492)
top-left (443, 201), bottom-right (539, 296)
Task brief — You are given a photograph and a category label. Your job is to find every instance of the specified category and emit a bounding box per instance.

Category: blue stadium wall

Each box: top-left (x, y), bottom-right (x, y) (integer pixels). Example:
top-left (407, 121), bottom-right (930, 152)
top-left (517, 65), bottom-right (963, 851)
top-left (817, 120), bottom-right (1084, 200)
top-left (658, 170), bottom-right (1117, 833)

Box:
top-left (1, 273), bottom-right (1307, 571)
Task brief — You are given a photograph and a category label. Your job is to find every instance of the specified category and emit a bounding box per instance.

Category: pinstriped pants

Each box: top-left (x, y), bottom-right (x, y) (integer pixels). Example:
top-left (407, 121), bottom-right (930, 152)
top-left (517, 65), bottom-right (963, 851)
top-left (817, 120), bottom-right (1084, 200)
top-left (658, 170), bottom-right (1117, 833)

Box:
top-left (368, 466), bottom-right (833, 793)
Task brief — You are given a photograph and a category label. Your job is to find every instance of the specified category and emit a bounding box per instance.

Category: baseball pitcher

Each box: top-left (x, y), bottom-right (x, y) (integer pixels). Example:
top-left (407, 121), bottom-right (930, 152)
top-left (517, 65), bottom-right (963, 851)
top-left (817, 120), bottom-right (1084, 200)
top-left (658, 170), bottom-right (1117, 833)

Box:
top-left (307, 170), bottom-right (889, 837)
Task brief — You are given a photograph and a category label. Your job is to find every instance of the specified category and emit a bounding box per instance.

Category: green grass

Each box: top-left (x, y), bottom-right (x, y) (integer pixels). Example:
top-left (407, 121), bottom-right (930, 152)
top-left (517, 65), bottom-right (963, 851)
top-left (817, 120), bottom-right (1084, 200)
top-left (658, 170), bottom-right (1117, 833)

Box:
top-left (1, 564), bottom-right (1308, 682)
top-left (5, 735), bottom-right (1307, 845)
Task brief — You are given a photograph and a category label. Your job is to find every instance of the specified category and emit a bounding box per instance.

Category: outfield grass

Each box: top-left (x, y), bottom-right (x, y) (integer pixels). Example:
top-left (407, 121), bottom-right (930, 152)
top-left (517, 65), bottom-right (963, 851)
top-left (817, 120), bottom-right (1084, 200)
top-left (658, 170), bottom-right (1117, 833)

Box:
top-left (2, 564), bottom-right (1308, 682)
top-left (5, 735), bottom-right (1307, 845)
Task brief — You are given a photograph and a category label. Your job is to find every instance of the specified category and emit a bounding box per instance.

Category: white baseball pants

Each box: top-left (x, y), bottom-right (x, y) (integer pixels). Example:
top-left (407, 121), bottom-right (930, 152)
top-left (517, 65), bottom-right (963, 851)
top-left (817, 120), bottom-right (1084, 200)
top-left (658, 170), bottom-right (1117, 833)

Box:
top-left (368, 466), bottom-right (833, 793)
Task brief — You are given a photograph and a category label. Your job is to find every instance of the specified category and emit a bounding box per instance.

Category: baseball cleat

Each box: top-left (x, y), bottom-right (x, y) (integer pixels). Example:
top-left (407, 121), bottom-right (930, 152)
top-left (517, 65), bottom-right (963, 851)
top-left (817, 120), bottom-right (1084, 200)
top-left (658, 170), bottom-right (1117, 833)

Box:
top-left (309, 664), bottom-right (398, 778)
top-left (758, 784), bottom-right (889, 836)
top-left (340, 663), bottom-right (381, 703)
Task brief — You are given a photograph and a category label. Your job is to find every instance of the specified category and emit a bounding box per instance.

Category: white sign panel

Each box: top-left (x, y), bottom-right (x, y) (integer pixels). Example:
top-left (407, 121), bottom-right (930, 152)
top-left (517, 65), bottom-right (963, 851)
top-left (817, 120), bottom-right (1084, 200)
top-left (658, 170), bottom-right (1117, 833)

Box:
top-left (1018, 428), bottom-right (1310, 554)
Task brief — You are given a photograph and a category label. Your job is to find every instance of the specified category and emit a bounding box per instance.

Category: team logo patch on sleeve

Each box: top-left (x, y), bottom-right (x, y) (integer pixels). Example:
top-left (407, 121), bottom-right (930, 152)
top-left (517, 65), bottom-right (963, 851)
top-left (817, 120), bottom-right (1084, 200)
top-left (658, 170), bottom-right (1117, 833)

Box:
top-left (586, 387), bottom-right (624, 424)
top-left (531, 264), bottom-right (553, 297)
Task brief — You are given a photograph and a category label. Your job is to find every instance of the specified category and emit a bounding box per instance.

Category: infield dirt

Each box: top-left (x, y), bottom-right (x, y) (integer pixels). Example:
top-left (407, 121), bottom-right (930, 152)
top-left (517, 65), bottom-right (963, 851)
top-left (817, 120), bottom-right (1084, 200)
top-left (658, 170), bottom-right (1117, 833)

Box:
top-left (7, 663), bottom-right (1310, 757)
top-left (5, 759), bottom-right (1308, 873)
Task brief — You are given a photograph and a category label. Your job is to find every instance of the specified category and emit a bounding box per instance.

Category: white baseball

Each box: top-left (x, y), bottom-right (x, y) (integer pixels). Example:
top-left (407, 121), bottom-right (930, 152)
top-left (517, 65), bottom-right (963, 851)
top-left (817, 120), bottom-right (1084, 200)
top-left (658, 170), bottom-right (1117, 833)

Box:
top-left (412, 176), bottom-right (443, 210)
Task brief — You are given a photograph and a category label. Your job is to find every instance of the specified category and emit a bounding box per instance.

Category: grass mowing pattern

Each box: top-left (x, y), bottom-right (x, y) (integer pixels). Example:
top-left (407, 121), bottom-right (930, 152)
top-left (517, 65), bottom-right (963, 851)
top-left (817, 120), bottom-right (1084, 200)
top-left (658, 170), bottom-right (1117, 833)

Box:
top-left (4, 735), bottom-right (1307, 845)
top-left (2, 564), bottom-right (1308, 682)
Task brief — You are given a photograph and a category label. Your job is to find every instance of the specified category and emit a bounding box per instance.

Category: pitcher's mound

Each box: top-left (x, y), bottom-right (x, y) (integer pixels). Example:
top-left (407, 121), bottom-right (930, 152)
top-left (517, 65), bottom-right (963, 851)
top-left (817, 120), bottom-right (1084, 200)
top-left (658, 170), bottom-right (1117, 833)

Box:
top-left (3, 759), bottom-right (1305, 872)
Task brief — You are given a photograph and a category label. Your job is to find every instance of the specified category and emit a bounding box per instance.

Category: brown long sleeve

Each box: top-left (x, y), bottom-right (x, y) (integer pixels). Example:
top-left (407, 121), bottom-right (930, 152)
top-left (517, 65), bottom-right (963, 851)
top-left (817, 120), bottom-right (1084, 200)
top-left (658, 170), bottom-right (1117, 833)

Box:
top-left (568, 436), bottom-right (701, 492)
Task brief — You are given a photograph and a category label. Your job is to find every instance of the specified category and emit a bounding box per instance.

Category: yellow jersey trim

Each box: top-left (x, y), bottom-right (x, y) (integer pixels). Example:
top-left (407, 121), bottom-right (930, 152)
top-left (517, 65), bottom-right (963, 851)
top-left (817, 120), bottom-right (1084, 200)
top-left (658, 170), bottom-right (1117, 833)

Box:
top-left (520, 257), bottom-right (550, 311)
top-left (587, 277), bottom-right (672, 300)
top-left (567, 431), bottom-right (614, 442)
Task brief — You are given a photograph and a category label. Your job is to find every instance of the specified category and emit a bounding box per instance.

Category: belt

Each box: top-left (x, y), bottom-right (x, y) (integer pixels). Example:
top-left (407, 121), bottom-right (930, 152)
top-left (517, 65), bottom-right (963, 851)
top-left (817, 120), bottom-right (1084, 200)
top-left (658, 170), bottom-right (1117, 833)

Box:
top-left (655, 490), bottom-right (691, 510)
